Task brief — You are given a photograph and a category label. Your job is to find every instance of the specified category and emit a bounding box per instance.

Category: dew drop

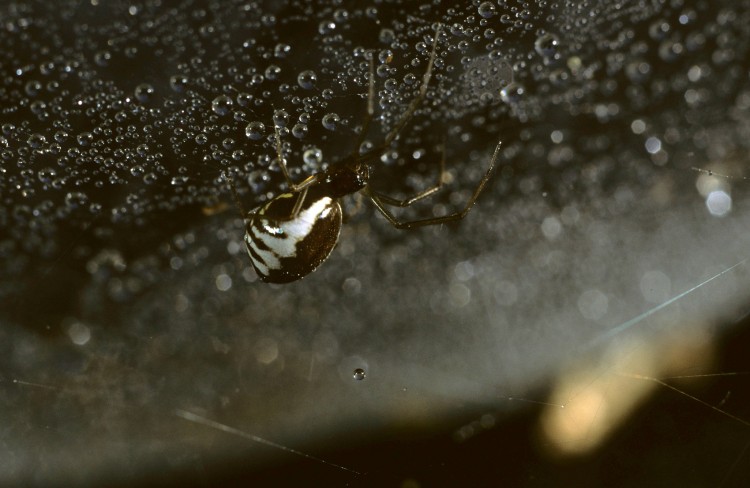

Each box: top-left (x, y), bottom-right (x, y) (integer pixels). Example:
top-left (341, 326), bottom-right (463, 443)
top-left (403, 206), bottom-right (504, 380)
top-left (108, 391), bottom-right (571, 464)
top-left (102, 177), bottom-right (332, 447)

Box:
top-left (265, 64), bottom-right (281, 80)
top-left (353, 368), bottom-right (366, 381)
top-left (534, 33), bottom-right (561, 59)
top-left (478, 2), bottom-right (497, 19)
top-left (274, 43), bottom-right (291, 58)
top-left (322, 113), bottom-right (340, 131)
top-left (27, 133), bottom-right (46, 148)
top-left (245, 121), bottom-right (265, 140)
top-left (236, 92), bottom-right (253, 107)
top-left (134, 83), bottom-right (155, 103)
top-left (24, 80), bottom-right (42, 97)
top-left (379, 28), bottom-right (395, 43)
top-left (211, 95), bottom-right (233, 116)
top-left (303, 148), bottom-right (322, 165)
top-left (37, 167), bottom-right (56, 183)
top-left (94, 50), bottom-right (112, 67)
top-left (169, 75), bottom-right (188, 92)
top-left (297, 70), bottom-right (317, 89)
top-left (318, 20), bottom-right (335, 35)
top-left (273, 109), bottom-right (290, 127)
top-left (291, 123), bottom-right (308, 139)
top-left (77, 132), bottom-right (93, 146)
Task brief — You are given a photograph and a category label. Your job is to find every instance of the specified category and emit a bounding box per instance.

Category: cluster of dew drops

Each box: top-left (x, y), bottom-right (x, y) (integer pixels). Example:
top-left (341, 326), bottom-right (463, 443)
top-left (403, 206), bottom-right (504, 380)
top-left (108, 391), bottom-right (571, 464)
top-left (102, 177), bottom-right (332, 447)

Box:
top-left (0, 2), bottom-right (536, 250)
top-left (2, 0), bottom-right (737, 267)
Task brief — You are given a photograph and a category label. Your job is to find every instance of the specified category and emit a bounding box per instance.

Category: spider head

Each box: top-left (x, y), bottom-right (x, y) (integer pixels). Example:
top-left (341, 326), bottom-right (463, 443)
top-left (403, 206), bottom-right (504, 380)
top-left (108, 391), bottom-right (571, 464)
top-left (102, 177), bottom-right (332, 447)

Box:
top-left (323, 162), bottom-right (369, 198)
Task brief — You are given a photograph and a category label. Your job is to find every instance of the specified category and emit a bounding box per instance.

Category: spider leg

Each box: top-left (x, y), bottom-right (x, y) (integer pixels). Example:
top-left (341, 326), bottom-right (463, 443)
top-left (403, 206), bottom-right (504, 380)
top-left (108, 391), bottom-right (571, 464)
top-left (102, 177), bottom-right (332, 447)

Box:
top-left (225, 170), bottom-right (249, 218)
top-left (366, 139), bottom-right (447, 207)
top-left (272, 122), bottom-right (319, 193)
top-left (364, 141), bottom-right (501, 230)
top-left (290, 187), bottom-right (309, 218)
top-left (383, 23), bottom-right (443, 148)
top-left (354, 51), bottom-right (376, 155)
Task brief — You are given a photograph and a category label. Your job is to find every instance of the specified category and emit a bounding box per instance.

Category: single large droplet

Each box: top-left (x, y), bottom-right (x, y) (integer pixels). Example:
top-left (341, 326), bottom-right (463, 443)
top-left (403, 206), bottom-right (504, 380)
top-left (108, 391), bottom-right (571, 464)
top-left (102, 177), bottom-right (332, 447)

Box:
top-left (535, 33), bottom-right (561, 59)
top-left (303, 148), bottom-right (322, 165)
top-left (478, 2), bottom-right (497, 18)
top-left (245, 121), bottom-right (265, 140)
top-left (322, 113), bottom-right (340, 131)
top-left (134, 83), bottom-right (155, 103)
top-left (27, 133), bottom-right (46, 148)
top-left (273, 109), bottom-right (290, 128)
top-left (211, 95), bottom-right (233, 116)
top-left (297, 70), bottom-right (317, 89)
top-left (169, 75), bottom-right (188, 92)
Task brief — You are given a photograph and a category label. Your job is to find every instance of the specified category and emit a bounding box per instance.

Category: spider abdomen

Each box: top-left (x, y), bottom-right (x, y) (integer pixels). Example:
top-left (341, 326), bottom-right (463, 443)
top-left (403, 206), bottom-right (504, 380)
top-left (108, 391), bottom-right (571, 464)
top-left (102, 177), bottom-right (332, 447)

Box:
top-left (244, 192), bottom-right (342, 283)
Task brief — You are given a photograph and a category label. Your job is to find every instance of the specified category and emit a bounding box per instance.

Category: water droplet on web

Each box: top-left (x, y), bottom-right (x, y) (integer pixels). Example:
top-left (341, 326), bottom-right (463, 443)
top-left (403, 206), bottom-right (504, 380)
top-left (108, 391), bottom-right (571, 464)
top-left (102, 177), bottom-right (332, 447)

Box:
top-left (211, 95), bottom-right (233, 116)
top-left (534, 33), bottom-right (561, 59)
top-left (273, 109), bottom-right (290, 127)
top-left (318, 20), bottom-right (335, 35)
top-left (236, 92), bottom-right (253, 107)
top-left (245, 121), bottom-right (265, 140)
top-left (77, 132), bottom-right (93, 146)
top-left (274, 43), bottom-right (291, 58)
top-left (478, 2), bottom-right (497, 19)
top-left (322, 113), bottom-right (340, 131)
top-left (27, 133), bottom-right (46, 148)
top-left (265, 64), bottom-right (281, 80)
top-left (169, 75), bottom-right (188, 92)
top-left (37, 167), bottom-right (56, 183)
top-left (94, 51), bottom-right (112, 67)
top-left (379, 28), bottom-right (395, 43)
top-left (353, 368), bottom-right (366, 381)
top-left (291, 123), bottom-right (308, 139)
top-left (24, 80), bottom-right (42, 97)
top-left (359, 140), bottom-right (373, 155)
top-left (303, 148), bottom-right (322, 165)
top-left (297, 70), bottom-right (317, 90)
top-left (134, 83), bottom-right (155, 103)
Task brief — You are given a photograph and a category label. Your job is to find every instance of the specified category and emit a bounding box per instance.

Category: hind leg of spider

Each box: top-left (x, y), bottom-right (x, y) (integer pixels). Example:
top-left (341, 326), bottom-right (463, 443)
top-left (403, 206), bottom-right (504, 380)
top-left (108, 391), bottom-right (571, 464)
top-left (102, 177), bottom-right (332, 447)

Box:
top-left (224, 169), bottom-right (250, 218)
top-left (364, 141), bottom-right (501, 230)
top-left (366, 140), bottom-right (448, 208)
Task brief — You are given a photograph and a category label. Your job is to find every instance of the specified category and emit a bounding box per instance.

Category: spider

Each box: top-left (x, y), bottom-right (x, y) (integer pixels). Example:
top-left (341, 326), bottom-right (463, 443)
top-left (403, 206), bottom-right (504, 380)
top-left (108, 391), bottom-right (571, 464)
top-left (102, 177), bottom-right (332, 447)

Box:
top-left (228, 24), bottom-right (501, 283)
